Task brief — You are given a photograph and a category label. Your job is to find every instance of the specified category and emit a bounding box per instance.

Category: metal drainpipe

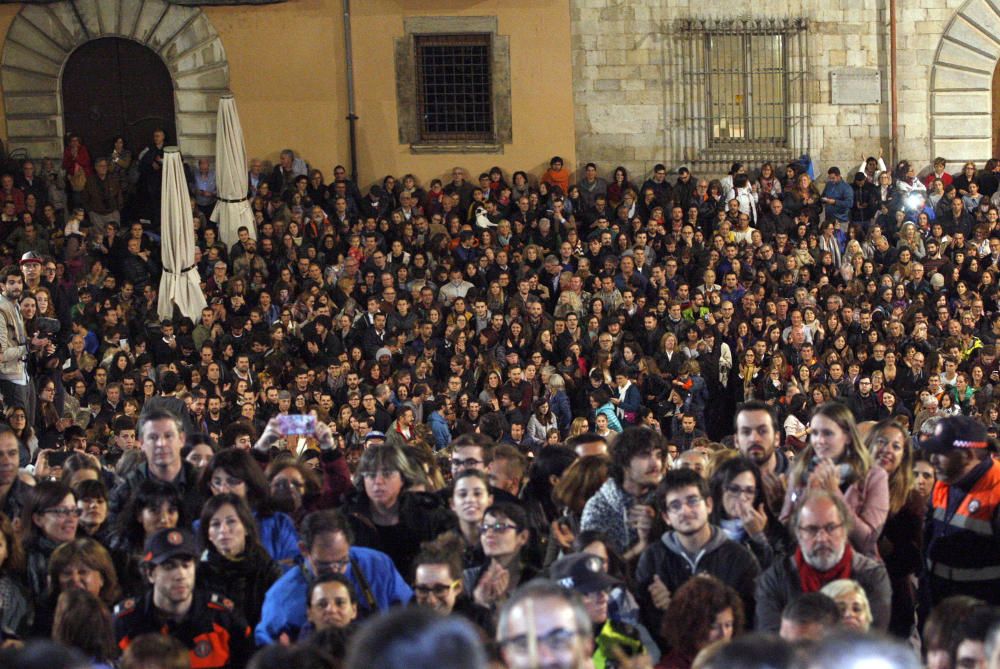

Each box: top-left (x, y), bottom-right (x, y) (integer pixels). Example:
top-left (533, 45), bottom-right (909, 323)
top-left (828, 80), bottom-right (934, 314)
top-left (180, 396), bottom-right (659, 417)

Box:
top-left (889, 0), bottom-right (898, 167)
top-left (343, 0), bottom-right (359, 184)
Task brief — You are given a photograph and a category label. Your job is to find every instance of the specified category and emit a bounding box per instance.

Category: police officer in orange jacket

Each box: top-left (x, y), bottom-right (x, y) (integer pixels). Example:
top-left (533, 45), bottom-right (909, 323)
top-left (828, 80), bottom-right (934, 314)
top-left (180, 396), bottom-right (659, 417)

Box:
top-left (923, 416), bottom-right (1000, 607)
top-left (113, 528), bottom-right (253, 669)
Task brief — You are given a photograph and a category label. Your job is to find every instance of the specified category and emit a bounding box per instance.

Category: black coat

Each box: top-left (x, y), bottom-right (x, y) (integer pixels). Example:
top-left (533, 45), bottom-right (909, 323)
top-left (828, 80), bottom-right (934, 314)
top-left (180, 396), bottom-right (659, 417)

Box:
top-left (197, 546), bottom-right (283, 628)
top-left (341, 490), bottom-right (458, 579)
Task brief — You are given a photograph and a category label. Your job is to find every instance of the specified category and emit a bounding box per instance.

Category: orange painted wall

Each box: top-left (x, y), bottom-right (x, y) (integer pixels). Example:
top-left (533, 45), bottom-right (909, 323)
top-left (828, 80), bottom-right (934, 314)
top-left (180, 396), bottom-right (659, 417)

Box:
top-left (204, 0), bottom-right (576, 188)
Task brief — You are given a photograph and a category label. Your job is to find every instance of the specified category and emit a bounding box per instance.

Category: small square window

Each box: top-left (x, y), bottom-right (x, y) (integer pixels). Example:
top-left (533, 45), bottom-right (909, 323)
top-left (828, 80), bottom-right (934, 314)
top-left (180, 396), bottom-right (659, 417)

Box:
top-left (415, 34), bottom-right (493, 142)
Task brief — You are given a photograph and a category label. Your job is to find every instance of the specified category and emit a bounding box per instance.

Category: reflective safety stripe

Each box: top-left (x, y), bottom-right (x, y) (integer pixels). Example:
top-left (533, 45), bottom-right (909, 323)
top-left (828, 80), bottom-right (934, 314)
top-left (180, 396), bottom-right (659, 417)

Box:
top-left (927, 560), bottom-right (1000, 582)
top-left (932, 506), bottom-right (995, 536)
top-left (946, 513), bottom-right (995, 536)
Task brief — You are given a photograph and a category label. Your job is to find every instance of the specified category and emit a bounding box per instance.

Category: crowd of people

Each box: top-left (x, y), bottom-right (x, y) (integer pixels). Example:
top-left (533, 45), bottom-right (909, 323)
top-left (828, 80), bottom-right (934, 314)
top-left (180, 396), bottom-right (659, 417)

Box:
top-left (0, 133), bottom-right (998, 669)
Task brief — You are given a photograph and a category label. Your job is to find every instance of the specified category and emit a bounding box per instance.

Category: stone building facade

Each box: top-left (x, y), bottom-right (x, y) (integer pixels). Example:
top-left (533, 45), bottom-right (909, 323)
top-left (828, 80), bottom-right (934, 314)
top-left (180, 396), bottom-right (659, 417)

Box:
top-left (570, 0), bottom-right (997, 179)
top-left (1, 0), bottom-right (997, 186)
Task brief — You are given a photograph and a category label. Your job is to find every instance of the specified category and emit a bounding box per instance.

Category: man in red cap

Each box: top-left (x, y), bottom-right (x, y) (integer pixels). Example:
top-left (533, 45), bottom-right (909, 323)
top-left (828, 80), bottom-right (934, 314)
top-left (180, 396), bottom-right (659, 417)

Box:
top-left (923, 415), bottom-right (1000, 606)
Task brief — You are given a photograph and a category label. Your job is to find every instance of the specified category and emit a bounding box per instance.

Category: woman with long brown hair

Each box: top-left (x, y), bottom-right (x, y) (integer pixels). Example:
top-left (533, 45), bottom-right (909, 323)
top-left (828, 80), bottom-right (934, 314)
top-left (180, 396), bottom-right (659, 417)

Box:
top-left (551, 455), bottom-right (611, 551)
top-left (865, 419), bottom-right (922, 637)
top-left (781, 402), bottom-right (890, 558)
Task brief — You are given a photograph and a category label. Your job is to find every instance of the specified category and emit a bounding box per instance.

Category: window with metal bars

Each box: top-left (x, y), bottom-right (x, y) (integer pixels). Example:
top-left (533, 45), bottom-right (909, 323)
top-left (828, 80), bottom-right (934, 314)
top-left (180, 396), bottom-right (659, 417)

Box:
top-left (415, 34), bottom-right (493, 142)
top-left (706, 31), bottom-right (787, 145)
top-left (674, 19), bottom-right (808, 174)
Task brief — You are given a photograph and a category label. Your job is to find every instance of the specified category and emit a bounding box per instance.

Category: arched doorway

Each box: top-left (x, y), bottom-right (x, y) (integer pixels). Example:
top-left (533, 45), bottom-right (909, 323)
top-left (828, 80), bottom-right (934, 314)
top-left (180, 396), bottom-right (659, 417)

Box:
top-left (1, 0), bottom-right (230, 160)
top-left (930, 0), bottom-right (1000, 169)
top-left (62, 38), bottom-right (176, 158)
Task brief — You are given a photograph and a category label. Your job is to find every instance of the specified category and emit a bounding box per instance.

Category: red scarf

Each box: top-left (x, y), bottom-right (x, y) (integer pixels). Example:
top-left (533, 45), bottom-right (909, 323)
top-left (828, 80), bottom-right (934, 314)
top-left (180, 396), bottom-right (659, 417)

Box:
top-left (794, 544), bottom-right (853, 593)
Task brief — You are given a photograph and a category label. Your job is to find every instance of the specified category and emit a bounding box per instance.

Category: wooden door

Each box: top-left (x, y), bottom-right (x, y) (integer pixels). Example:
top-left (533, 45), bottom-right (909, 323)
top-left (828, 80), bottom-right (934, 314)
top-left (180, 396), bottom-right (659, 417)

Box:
top-left (62, 37), bottom-right (176, 157)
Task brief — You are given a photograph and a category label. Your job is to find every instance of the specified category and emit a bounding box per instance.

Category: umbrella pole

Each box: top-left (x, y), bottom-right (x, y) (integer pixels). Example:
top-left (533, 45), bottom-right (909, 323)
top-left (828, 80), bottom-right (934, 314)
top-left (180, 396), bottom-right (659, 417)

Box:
top-left (343, 0), bottom-right (360, 184)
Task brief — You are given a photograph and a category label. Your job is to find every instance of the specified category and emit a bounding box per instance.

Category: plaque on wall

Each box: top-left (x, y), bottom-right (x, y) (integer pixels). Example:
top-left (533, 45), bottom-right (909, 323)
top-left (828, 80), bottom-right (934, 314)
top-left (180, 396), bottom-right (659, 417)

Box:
top-left (830, 69), bottom-right (882, 105)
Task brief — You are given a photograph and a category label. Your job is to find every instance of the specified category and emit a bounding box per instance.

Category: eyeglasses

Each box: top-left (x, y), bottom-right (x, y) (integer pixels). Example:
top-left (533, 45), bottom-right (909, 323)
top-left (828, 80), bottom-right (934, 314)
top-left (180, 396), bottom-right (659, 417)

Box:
top-left (479, 522), bottom-right (519, 534)
top-left (665, 495), bottom-right (704, 514)
top-left (725, 484), bottom-right (756, 498)
top-left (501, 628), bottom-right (583, 654)
top-left (798, 523), bottom-right (844, 539)
top-left (413, 580), bottom-right (460, 597)
top-left (44, 507), bottom-right (82, 518)
top-left (451, 458), bottom-right (483, 469)
top-left (313, 558), bottom-right (350, 574)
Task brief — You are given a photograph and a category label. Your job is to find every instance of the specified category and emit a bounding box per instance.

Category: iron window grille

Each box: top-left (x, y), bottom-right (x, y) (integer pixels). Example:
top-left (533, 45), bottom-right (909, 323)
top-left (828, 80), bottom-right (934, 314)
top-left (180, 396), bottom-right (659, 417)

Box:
top-left (415, 33), bottom-right (494, 142)
top-left (675, 18), bottom-right (809, 174)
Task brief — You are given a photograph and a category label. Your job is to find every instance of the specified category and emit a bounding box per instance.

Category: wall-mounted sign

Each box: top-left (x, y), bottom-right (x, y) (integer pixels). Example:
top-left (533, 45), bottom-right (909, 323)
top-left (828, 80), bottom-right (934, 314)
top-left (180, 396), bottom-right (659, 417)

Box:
top-left (831, 68), bottom-right (882, 105)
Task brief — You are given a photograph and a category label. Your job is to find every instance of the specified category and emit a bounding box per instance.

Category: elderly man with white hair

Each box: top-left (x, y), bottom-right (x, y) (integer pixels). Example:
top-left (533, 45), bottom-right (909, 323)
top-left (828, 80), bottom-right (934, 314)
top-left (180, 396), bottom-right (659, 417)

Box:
top-left (754, 489), bottom-right (891, 633)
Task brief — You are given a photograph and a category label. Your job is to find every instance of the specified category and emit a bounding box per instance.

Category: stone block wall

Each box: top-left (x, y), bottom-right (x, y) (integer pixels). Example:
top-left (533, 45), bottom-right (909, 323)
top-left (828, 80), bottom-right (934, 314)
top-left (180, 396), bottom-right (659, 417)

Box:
top-left (570, 0), bottom-right (977, 182)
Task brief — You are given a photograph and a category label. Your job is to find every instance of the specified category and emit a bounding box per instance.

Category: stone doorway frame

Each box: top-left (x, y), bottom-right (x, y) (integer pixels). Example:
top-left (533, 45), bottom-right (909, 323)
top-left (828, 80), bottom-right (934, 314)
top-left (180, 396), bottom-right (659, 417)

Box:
top-left (930, 0), bottom-right (1000, 170)
top-left (1, 0), bottom-right (229, 161)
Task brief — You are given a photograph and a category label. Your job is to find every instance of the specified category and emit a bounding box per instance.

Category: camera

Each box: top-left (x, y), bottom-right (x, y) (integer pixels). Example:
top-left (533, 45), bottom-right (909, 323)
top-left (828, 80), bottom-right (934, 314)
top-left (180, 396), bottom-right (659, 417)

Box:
top-left (35, 317), bottom-right (60, 337)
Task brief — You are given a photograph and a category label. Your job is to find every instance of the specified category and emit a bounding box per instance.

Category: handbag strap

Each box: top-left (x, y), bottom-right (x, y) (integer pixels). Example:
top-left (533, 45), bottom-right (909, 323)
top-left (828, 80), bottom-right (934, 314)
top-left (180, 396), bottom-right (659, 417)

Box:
top-left (350, 556), bottom-right (378, 613)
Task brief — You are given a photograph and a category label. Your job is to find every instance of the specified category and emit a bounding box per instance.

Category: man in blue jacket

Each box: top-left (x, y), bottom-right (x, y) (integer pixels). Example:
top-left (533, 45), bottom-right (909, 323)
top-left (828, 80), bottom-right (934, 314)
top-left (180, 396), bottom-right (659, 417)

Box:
top-left (427, 398), bottom-right (453, 451)
top-left (255, 509), bottom-right (412, 645)
top-left (821, 166), bottom-right (854, 230)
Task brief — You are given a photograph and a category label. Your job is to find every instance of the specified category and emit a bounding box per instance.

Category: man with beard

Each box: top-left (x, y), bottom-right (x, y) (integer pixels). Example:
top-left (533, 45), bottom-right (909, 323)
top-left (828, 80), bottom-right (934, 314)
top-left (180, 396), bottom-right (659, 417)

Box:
top-left (0, 264), bottom-right (48, 425)
top-left (113, 528), bottom-right (253, 668)
top-left (581, 427), bottom-right (665, 559)
top-left (923, 415), bottom-right (1000, 606)
top-left (755, 490), bottom-right (890, 632)
top-left (635, 468), bottom-right (760, 641)
top-left (733, 401), bottom-right (790, 514)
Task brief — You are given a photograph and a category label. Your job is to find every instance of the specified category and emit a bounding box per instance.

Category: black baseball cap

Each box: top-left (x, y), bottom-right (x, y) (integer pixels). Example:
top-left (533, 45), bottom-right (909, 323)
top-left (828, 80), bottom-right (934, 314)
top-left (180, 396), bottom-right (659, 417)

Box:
top-left (143, 528), bottom-right (198, 565)
top-left (921, 415), bottom-right (989, 455)
top-left (549, 553), bottom-right (620, 594)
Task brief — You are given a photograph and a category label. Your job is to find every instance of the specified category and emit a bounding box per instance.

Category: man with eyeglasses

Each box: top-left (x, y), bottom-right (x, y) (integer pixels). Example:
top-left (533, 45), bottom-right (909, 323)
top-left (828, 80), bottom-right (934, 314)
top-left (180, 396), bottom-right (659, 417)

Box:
top-left (410, 533), bottom-right (493, 633)
top-left (444, 435), bottom-right (520, 505)
top-left (755, 489), bottom-right (890, 633)
top-left (256, 509), bottom-right (411, 644)
top-left (497, 580), bottom-right (595, 669)
top-left (636, 468), bottom-right (759, 641)
top-left (848, 375), bottom-right (880, 422)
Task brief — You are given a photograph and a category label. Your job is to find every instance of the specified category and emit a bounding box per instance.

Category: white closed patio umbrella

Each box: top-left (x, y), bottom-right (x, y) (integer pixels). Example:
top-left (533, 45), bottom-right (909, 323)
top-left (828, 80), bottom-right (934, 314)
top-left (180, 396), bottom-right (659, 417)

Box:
top-left (158, 147), bottom-right (207, 322)
top-left (211, 94), bottom-right (255, 249)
